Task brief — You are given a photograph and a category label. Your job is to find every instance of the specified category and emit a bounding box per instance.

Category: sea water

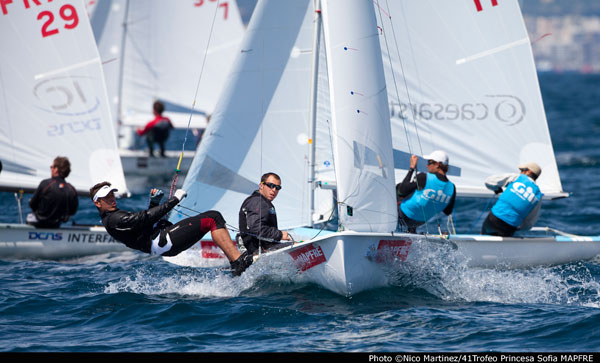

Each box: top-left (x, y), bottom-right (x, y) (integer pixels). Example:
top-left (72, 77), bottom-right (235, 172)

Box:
top-left (0, 73), bottom-right (599, 352)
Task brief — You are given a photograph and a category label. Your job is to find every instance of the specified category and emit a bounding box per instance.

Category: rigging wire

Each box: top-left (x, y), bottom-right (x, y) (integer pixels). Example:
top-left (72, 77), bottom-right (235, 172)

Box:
top-left (377, 0), bottom-right (444, 235)
top-left (169, 0), bottom-right (222, 198)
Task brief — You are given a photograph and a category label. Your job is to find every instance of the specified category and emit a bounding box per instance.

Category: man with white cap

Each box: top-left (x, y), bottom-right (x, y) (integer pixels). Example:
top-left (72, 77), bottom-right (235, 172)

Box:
top-left (89, 181), bottom-right (253, 276)
top-left (481, 162), bottom-right (543, 236)
top-left (396, 150), bottom-right (456, 233)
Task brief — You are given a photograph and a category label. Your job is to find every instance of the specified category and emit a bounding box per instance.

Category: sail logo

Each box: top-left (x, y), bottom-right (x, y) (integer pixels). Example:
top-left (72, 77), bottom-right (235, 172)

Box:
top-left (511, 182), bottom-right (539, 203)
top-left (289, 244), bottom-right (326, 272)
top-left (389, 94), bottom-right (525, 127)
top-left (29, 232), bottom-right (62, 241)
top-left (32, 76), bottom-right (104, 136)
top-left (375, 239), bottom-right (412, 262)
top-left (422, 189), bottom-right (452, 204)
top-left (34, 76), bottom-right (101, 116)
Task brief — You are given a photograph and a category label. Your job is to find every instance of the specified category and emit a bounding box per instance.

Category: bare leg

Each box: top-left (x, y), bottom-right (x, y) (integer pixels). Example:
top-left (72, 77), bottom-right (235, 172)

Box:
top-left (210, 228), bottom-right (241, 262)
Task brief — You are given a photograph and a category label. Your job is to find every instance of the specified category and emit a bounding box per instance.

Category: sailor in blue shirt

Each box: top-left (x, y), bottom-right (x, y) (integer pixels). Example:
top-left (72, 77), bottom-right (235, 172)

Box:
top-left (396, 150), bottom-right (456, 233)
top-left (481, 162), bottom-right (543, 237)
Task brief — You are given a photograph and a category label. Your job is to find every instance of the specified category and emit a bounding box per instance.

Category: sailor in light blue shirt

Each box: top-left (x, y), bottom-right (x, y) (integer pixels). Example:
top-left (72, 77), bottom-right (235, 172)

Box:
top-left (481, 162), bottom-right (543, 237)
top-left (397, 150), bottom-right (456, 233)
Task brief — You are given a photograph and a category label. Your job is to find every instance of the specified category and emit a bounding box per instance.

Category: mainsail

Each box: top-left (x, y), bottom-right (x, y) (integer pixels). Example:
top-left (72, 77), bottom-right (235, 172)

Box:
top-left (0, 0), bottom-right (128, 195)
top-left (377, 0), bottom-right (565, 199)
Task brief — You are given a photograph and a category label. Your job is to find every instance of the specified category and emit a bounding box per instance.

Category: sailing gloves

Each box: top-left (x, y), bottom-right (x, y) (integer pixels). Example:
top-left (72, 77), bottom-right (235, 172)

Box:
top-left (174, 189), bottom-right (187, 202)
top-left (149, 188), bottom-right (164, 208)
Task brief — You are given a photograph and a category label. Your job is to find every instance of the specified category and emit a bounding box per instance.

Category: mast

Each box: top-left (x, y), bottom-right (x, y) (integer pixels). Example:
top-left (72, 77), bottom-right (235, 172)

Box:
top-left (116, 0), bottom-right (130, 147)
top-left (307, 0), bottom-right (322, 227)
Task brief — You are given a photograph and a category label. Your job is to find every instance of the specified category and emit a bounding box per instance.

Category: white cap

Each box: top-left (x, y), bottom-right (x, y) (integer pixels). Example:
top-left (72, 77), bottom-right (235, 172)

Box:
top-left (423, 150), bottom-right (449, 165)
top-left (518, 162), bottom-right (542, 178)
top-left (93, 185), bottom-right (118, 202)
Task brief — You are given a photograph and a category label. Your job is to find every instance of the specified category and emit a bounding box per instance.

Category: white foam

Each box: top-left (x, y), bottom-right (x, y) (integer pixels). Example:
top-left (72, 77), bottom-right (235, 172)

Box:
top-left (387, 239), bottom-right (600, 308)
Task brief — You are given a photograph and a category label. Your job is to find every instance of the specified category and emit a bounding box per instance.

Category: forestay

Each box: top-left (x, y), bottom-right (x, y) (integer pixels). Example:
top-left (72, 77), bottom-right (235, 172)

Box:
top-left (376, 0), bottom-right (566, 199)
top-left (89, 0), bottom-right (246, 129)
top-left (0, 0), bottom-right (127, 195)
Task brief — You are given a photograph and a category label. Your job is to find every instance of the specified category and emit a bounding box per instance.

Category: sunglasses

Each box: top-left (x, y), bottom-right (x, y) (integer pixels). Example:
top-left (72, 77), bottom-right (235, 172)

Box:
top-left (263, 182), bottom-right (282, 190)
top-left (427, 160), bottom-right (437, 165)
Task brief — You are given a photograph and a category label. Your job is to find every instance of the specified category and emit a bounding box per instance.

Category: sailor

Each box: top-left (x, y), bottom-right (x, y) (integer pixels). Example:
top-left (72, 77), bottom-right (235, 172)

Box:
top-left (90, 182), bottom-right (253, 276)
top-left (481, 162), bottom-right (543, 237)
top-left (27, 156), bottom-right (78, 228)
top-left (396, 150), bottom-right (456, 233)
top-left (238, 172), bottom-right (291, 255)
top-left (137, 101), bottom-right (174, 157)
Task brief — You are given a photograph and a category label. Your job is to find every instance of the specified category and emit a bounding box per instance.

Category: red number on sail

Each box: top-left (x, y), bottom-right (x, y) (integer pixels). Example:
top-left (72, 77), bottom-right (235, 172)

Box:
top-left (194, 0), bottom-right (228, 20)
top-left (61, 4), bottom-right (79, 30)
top-left (473, 0), bottom-right (498, 12)
top-left (38, 4), bottom-right (80, 38)
top-left (38, 11), bottom-right (59, 37)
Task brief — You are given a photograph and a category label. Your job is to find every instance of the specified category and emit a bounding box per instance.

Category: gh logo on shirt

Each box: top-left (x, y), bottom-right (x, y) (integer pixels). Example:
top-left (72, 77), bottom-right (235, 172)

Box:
top-left (421, 189), bottom-right (451, 204)
top-left (511, 182), bottom-right (538, 203)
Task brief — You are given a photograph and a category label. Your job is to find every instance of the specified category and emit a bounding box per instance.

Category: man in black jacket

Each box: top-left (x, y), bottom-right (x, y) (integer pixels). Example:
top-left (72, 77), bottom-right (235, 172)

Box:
top-left (239, 172), bottom-right (291, 255)
top-left (27, 156), bottom-right (78, 228)
top-left (90, 181), bottom-right (252, 276)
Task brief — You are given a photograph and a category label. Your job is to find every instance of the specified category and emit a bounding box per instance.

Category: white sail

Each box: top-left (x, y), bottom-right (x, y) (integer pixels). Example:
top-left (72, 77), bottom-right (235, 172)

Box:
top-left (321, 0), bottom-right (397, 232)
top-left (377, 0), bottom-right (565, 199)
top-left (0, 0), bottom-right (128, 195)
top-left (90, 0), bottom-right (246, 129)
top-left (173, 0), bottom-right (319, 229)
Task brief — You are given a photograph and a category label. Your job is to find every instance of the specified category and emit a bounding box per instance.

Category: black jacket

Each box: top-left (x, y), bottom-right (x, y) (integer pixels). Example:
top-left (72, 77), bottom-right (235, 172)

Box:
top-left (101, 198), bottom-right (178, 253)
top-left (29, 177), bottom-right (78, 228)
top-left (239, 191), bottom-right (282, 254)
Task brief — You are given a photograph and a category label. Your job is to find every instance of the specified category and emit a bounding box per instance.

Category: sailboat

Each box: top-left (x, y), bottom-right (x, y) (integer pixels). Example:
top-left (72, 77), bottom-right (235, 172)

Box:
top-left (87, 0), bottom-right (246, 182)
top-left (171, 0), bottom-right (600, 296)
top-left (0, 0), bottom-right (130, 259)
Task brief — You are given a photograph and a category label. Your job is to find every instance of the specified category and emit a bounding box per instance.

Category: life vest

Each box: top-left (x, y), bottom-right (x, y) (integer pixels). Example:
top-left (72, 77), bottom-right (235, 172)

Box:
top-left (491, 174), bottom-right (541, 227)
top-left (400, 173), bottom-right (455, 222)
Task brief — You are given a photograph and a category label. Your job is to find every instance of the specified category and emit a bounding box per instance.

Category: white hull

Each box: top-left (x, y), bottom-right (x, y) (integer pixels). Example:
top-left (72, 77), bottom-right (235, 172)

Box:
top-left (0, 223), bottom-right (129, 260)
top-left (450, 234), bottom-right (600, 268)
top-left (260, 230), bottom-right (428, 296)
top-left (253, 229), bottom-right (600, 296)
top-left (119, 149), bottom-right (194, 177)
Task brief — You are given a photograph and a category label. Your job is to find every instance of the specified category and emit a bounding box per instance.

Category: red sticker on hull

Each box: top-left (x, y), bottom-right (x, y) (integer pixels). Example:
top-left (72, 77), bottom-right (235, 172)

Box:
top-left (376, 239), bottom-right (412, 262)
top-left (289, 244), bottom-right (327, 272)
top-left (200, 241), bottom-right (225, 259)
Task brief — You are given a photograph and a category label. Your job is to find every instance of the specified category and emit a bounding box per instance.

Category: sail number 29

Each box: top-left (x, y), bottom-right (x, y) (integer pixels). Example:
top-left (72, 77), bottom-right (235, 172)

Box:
top-left (37, 4), bottom-right (79, 38)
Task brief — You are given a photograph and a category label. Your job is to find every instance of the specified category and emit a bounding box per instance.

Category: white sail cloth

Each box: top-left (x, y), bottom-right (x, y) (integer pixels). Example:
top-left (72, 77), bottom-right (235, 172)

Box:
top-left (321, 0), bottom-right (397, 232)
top-left (377, 0), bottom-right (565, 199)
top-left (0, 0), bottom-right (127, 195)
top-left (89, 0), bottom-right (246, 129)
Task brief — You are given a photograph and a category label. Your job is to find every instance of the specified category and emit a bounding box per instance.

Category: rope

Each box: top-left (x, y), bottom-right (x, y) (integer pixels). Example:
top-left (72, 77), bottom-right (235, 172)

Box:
top-left (169, 0), bottom-right (222, 198)
top-left (376, 1), bottom-right (439, 234)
